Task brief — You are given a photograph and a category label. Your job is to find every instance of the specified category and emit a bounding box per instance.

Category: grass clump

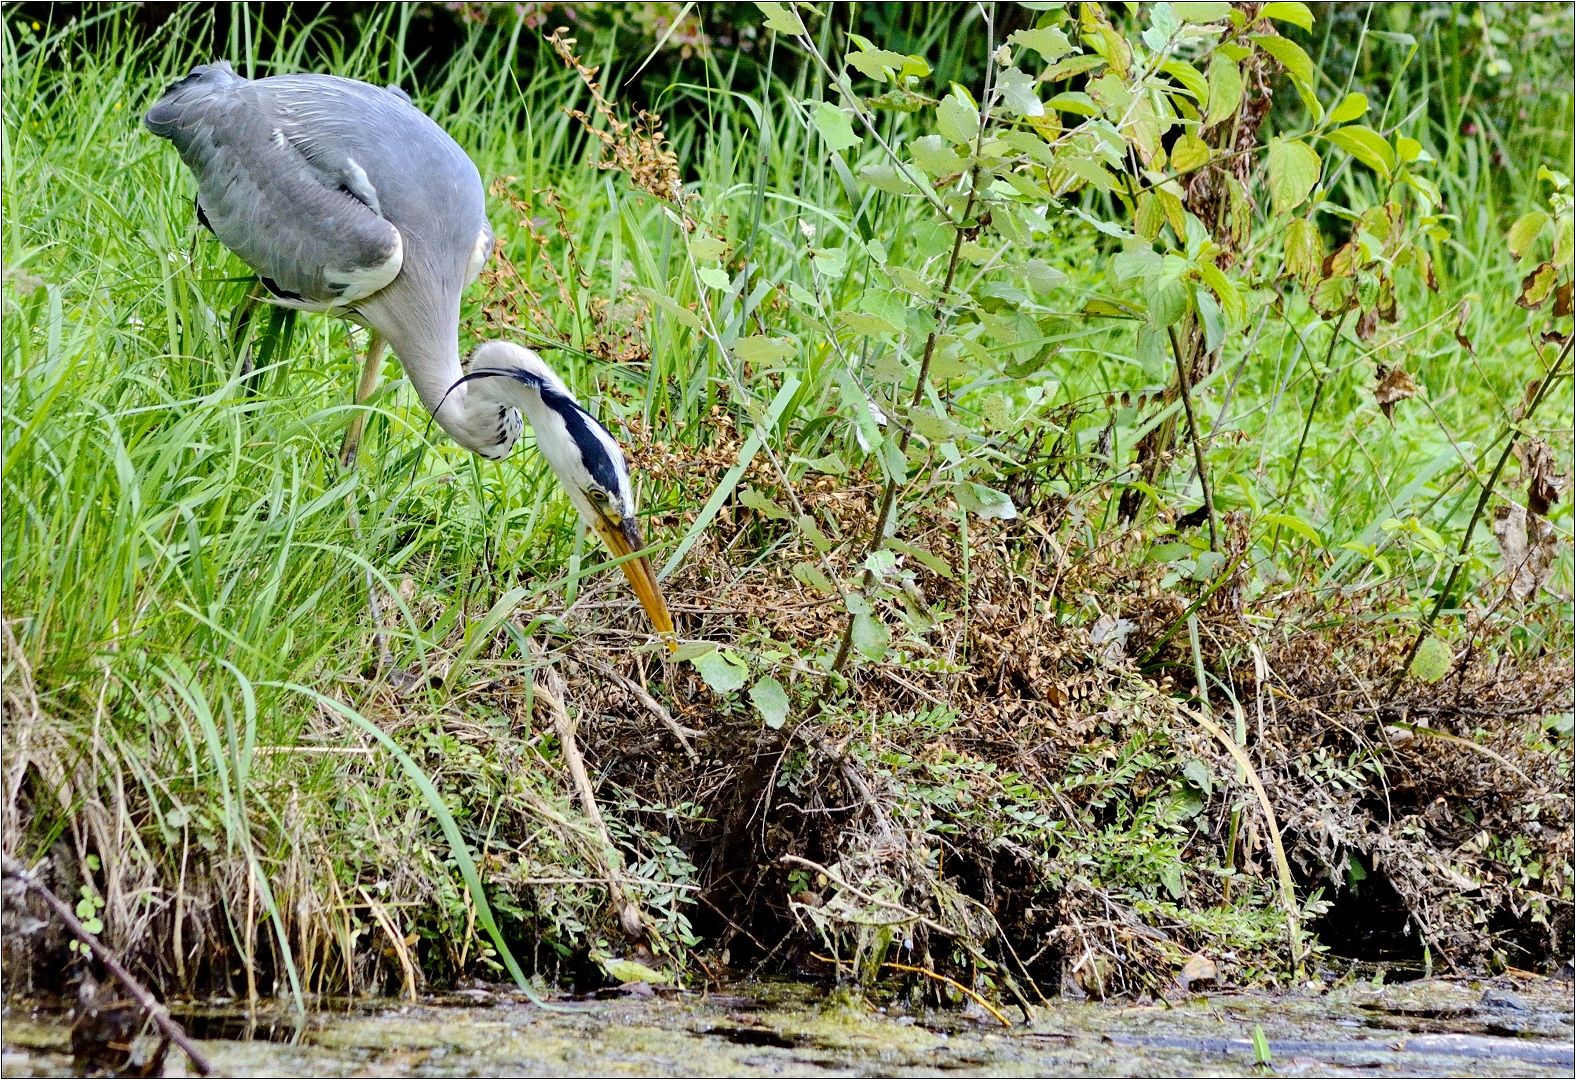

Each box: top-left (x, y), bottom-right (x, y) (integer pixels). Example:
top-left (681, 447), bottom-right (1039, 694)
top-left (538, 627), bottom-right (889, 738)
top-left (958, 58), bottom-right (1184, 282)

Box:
top-left (3, 2), bottom-right (1571, 1010)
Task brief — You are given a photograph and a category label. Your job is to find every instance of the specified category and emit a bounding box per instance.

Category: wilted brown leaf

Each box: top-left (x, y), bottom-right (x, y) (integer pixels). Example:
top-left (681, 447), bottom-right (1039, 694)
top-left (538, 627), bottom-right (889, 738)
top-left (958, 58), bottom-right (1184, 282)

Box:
top-left (1453, 299), bottom-right (1474, 353)
top-left (1492, 502), bottom-right (1558, 602)
top-left (1374, 364), bottom-right (1418, 421)
top-left (1554, 279), bottom-right (1573, 318)
top-left (1176, 952), bottom-right (1218, 991)
top-left (1356, 306), bottom-right (1379, 340)
top-left (1515, 438), bottom-right (1564, 516)
top-left (1516, 261), bottom-right (1558, 309)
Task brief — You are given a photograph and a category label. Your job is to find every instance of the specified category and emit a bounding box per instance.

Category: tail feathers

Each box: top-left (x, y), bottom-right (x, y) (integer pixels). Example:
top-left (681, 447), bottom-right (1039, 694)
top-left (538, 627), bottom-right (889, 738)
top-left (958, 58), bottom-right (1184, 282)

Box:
top-left (144, 61), bottom-right (243, 137)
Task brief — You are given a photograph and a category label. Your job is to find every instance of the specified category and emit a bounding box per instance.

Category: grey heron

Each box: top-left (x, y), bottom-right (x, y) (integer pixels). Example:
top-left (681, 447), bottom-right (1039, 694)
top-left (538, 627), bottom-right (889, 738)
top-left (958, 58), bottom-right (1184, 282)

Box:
top-left (145, 61), bottom-right (675, 642)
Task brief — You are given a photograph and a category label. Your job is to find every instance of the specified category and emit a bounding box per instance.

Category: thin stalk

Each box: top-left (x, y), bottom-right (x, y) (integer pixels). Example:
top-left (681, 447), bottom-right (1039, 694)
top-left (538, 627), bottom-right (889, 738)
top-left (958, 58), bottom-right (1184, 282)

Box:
top-left (1391, 340), bottom-right (1571, 689)
top-left (831, 173), bottom-right (981, 673)
top-left (1271, 309), bottom-right (1349, 558)
top-left (1168, 324), bottom-right (1220, 552)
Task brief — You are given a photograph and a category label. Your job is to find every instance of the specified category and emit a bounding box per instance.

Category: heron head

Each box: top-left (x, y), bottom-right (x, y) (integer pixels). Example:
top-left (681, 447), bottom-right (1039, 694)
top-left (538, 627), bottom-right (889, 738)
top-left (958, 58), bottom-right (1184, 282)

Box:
top-left (455, 342), bottom-right (675, 644)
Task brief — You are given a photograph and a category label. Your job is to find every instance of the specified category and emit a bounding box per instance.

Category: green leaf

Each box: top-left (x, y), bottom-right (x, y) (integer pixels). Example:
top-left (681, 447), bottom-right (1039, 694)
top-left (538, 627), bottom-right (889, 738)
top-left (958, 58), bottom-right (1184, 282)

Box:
top-left (811, 101), bottom-right (860, 152)
top-left (1395, 135), bottom-right (1424, 163)
top-left (1059, 154), bottom-right (1116, 192)
top-left (995, 66), bottom-right (1044, 118)
top-left (689, 236), bottom-right (728, 260)
top-left (1008, 25), bottom-right (1074, 62)
top-left (1252, 34), bottom-right (1316, 92)
top-left (937, 89), bottom-right (981, 146)
top-left (1517, 261), bottom-right (1558, 309)
top-left (792, 562), bottom-right (837, 593)
top-left (697, 265), bottom-right (730, 290)
top-left (1326, 91), bottom-right (1368, 125)
top-left (637, 286), bottom-right (702, 329)
top-left (846, 47), bottom-right (912, 81)
top-left (909, 133), bottom-right (965, 176)
top-left (1409, 636), bottom-right (1452, 684)
top-left (860, 162), bottom-right (915, 194)
top-left (1508, 211), bottom-right (1550, 258)
top-left (851, 612), bottom-right (890, 661)
top-left (1205, 55), bottom-right (1243, 128)
top-left (884, 537), bottom-right (955, 579)
top-left (739, 487), bottom-right (791, 520)
top-left (1263, 512), bottom-right (1322, 545)
top-left (755, 1), bottom-right (806, 36)
top-left (693, 648), bottom-right (749, 694)
top-left (1267, 136), bottom-right (1321, 215)
top-left (749, 678), bottom-right (791, 729)
top-left (1161, 59), bottom-right (1209, 101)
top-left (1174, 1), bottom-right (1232, 22)
top-left (603, 957), bottom-right (670, 985)
top-left (1261, 1), bottom-right (1314, 31)
top-left (1323, 124), bottom-right (1395, 178)
top-left (1283, 217), bottom-right (1322, 281)
top-left (838, 310), bottom-right (900, 337)
top-left (1170, 133), bottom-right (1211, 173)
top-left (1198, 261), bottom-right (1244, 326)
top-left (954, 482), bottom-right (1018, 520)
top-left (1046, 91), bottom-right (1100, 117)
top-left (734, 335), bottom-right (796, 365)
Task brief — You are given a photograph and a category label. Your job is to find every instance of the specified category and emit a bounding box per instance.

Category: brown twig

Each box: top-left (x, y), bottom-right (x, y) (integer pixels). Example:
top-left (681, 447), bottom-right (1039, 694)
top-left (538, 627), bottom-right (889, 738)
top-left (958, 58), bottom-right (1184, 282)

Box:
top-left (1, 854), bottom-right (215, 1076)
top-left (534, 662), bottom-right (646, 940)
top-left (575, 655), bottom-right (702, 762)
top-left (1168, 324), bottom-right (1221, 552)
top-left (1391, 339), bottom-right (1572, 688)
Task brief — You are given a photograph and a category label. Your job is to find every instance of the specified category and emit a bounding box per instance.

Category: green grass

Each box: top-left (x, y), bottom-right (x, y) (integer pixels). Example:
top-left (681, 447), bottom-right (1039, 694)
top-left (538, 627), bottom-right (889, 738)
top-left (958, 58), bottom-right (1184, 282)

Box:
top-left (3, 3), bottom-right (1571, 999)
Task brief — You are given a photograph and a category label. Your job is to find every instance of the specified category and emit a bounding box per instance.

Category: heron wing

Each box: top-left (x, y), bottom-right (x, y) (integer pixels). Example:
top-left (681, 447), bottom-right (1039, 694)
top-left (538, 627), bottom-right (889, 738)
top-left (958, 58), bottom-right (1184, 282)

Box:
top-left (145, 63), bottom-right (404, 310)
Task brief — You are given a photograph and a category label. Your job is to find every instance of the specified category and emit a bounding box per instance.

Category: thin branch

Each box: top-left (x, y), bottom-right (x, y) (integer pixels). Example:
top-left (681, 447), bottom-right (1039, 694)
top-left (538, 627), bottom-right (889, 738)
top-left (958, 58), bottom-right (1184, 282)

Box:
top-left (2, 854), bottom-right (216, 1076)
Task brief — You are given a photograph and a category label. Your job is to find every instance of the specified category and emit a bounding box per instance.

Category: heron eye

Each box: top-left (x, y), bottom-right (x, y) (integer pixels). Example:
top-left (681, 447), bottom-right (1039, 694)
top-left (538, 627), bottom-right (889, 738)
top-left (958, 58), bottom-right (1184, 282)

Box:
top-left (589, 489), bottom-right (608, 503)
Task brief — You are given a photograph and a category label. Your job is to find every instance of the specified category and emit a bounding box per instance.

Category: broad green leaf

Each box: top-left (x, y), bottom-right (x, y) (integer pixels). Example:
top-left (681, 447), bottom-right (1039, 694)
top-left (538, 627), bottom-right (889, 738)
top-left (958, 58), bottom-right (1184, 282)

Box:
top-left (1508, 212), bottom-right (1549, 258)
top-left (755, 1), bottom-right (805, 36)
top-left (846, 47), bottom-right (911, 81)
top-left (689, 236), bottom-right (728, 260)
top-left (909, 133), bottom-right (965, 176)
top-left (1263, 512), bottom-right (1323, 545)
top-left (1008, 25), bottom-right (1075, 62)
top-left (1267, 136), bottom-right (1321, 215)
top-left (838, 309), bottom-right (900, 337)
top-left (603, 957), bottom-right (670, 985)
top-left (1198, 261), bottom-right (1245, 326)
top-left (811, 101), bottom-right (860, 152)
top-left (1047, 91), bottom-right (1100, 117)
top-left (1044, 53), bottom-right (1106, 82)
top-left (861, 162), bottom-right (915, 194)
top-left (884, 537), bottom-right (955, 579)
top-left (995, 67), bottom-right (1044, 117)
top-left (911, 412), bottom-right (958, 441)
top-left (1327, 92), bottom-right (1368, 125)
top-left (1059, 154), bottom-right (1116, 192)
top-left (1409, 636), bottom-right (1452, 683)
top-left (1261, 1), bottom-right (1314, 31)
top-left (1205, 55), bottom-right (1243, 128)
top-left (739, 487), bottom-right (791, 520)
top-left (1323, 124), bottom-right (1395, 178)
top-left (637, 286), bottom-right (702, 329)
top-left (1283, 217), bottom-right (1322, 281)
top-left (792, 562), bottom-right (836, 592)
top-left (1252, 35), bottom-right (1316, 92)
top-left (1170, 133), bottom-right (1211, 173)
top-left (1395, 135), bottom-right (1424, 163)
top-left (1174, 1), bottom-right (1232, 22)
top-left (954, 482), bottom-right (1017, 520)
top-left (749, 678), bottom-right (791, 729)
top-left (937, 89), bottom-right (981, 146)
top-left (1024, 258), bottom-right (1068, 292)
top-left (1161, 59), bottom-right (1209, 101)
top-left (797, 513), bottom-right (835, 553)
top-left (693, 648), bottom-right (749, 694)
top-left (697, 265), bottom-right (730, 289)
top-left (734, 335), bottom-right (796, 364)
top-left (1517, 261), bottom-right (1558, 309)
top-left (1147, 273), bottom-right (1190, 328)
top-left (851, 612), bottom-right (890, 661)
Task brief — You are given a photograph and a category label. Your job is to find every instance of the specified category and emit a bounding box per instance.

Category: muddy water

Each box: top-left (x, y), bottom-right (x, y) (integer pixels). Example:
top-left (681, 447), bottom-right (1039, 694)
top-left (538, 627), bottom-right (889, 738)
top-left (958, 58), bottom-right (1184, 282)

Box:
top-left (3, 977), bottom-right (1572, 1077)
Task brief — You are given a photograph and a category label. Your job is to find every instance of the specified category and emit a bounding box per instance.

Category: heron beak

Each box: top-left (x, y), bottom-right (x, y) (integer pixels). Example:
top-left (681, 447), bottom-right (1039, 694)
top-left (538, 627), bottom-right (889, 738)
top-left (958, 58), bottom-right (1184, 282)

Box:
top-left (592, 513), bottom-right (676, 648)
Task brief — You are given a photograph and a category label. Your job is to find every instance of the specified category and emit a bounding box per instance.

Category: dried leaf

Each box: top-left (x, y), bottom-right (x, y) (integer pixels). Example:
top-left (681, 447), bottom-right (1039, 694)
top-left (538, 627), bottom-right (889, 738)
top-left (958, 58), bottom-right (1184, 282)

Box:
top-left (1373, 365), bottom-right (1418, 422)
top-left (1356, 306), bottom-right (1379, 340)
top-left (1515, 438), bottom-right (1564, 516)
top-left (1555, 279), bottom-right (1573, 319)
top-left (1516, 261), bottom-right (1558, 309)
top-left (1453, 300), bottom-right (1474, 354)
top-left (1492, 502), bottom-right (1559, 602)
top-left (1177, 953), bottom-right (1218, 991)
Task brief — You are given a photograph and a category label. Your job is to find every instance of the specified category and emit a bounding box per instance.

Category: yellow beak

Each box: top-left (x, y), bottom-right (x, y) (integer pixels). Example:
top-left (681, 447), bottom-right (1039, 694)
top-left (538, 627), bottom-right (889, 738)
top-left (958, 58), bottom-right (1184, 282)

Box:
top-left (592, 514), bottom-right (676, 648)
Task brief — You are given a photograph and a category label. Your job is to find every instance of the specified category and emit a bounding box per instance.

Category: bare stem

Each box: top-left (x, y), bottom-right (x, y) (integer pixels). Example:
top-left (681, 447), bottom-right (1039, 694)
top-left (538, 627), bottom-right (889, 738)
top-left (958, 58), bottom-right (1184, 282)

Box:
top-left (1271, 309), bottom-right (1349, 558)
top-left (1168, 324), bottom-right (1220, 552)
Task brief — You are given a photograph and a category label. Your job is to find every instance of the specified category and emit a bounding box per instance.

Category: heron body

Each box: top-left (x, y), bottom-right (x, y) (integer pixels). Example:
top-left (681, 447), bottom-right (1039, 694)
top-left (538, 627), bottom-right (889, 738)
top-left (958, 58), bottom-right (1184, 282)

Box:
top-left (146, 62), bottom-right (673, 639)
